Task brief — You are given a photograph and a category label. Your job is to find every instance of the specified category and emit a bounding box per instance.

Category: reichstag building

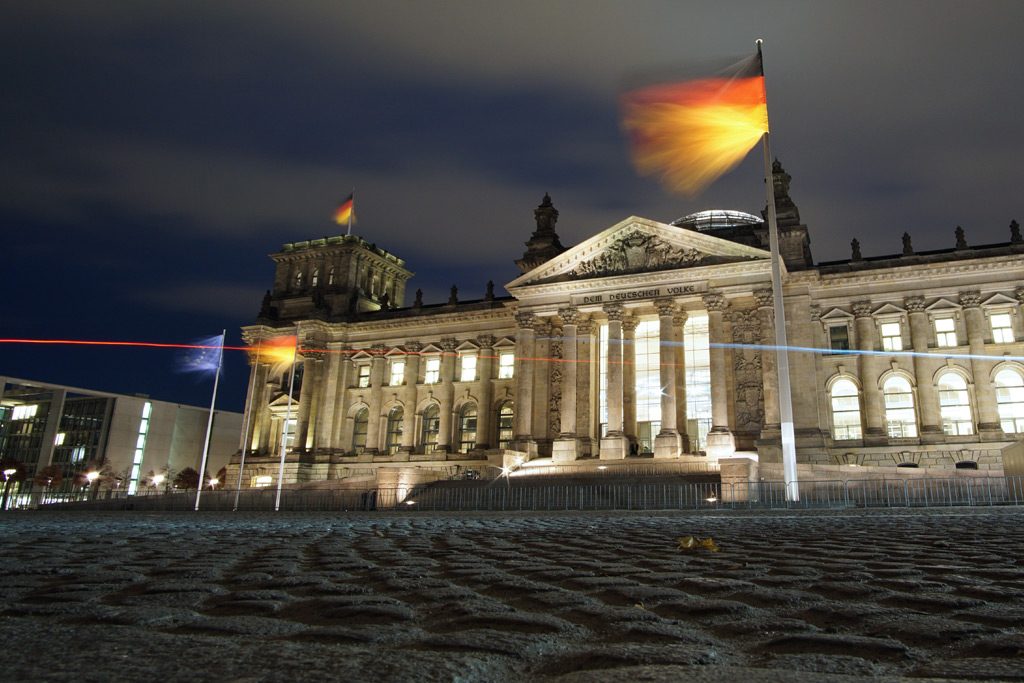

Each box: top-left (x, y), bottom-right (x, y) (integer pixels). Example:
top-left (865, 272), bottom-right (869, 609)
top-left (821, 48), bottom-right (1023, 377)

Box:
top-left (231, 161), bottom-right (1024, 488)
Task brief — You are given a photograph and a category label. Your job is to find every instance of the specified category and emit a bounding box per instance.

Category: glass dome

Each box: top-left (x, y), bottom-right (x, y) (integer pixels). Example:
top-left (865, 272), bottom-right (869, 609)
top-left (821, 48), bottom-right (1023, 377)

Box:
top-left (671, 209), bottom-right (762, 232)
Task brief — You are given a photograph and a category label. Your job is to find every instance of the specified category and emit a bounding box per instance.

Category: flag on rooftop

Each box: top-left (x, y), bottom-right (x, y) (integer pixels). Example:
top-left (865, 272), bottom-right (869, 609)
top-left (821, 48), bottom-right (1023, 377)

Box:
top-left (333, 193), bottom-right (355, 225)
top-left (253, 335), bottom-right (297, 366)
top-left (620, 52), bottom-right (768, 196)
top-left (178, 333), bottom-right (225, 375)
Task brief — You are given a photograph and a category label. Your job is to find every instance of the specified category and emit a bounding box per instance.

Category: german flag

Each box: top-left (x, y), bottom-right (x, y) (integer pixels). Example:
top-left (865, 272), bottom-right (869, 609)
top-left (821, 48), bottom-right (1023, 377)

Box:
top-left (333, 193), bottom-right (355, 225)
top-left (621, 53), bottom-right (768, 196)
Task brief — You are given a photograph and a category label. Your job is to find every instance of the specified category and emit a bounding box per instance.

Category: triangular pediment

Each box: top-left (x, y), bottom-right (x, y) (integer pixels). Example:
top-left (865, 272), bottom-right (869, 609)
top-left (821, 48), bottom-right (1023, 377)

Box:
top-left (873, 303), bottom-right (906, 316)
top-left (982, 293), bottom-right (1018, 307)
top-left (507, 216), bottom-right (770, 289)
top-left (926, 298), bottom-right (961, 312)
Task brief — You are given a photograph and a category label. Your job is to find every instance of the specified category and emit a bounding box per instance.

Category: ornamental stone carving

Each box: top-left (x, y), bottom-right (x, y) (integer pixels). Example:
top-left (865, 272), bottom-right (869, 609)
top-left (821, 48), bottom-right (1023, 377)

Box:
top-left (514, 311), bottom-right (535, 329)
top-left (654, 298), bottom-right (677, 317)
top-left (621, 315), bottom-right (639, 333)
top-left (729, 309), bottom-right (762, 345)
top-left (549, 342), bottom-right (563, 436)
top-left (958, 290), bottom-right (982, 308)
top-left (300, 341), bottom-right (327, 361)
top-left (439, 338), bottom-right (458, 352)
top-left (576, 317), bottom-right (596, 336)
top-left (809, 304), bottom-right (821, 322)
top-left (569, 231), bottom-right (708, 278)
top-left (753, 288), bottom-right (773, 309)
top-left (904, 296), bottom-right (926, 313)
top-left (852, 300), bottom-right (873, 318)
top-left (731, 308), bottom-right (764, 432)
top-left (673, 310), bottom-right (689, 328)
top-left (702, 293), bottom-right (728, 312)
top-left (532, 318), bottom-right (553, 336)
top-left (558, 306), bottom-right (580, 326)
top-left (404, 341), bottom-right (423, 353)
top-left (603, 303), bottom-right (625, 322)
top-left (1016, 286), bottom-right (1024, 304)
top-left (476, 334), bottom-right (496, 349)
top-left (369, 343), bottom-right (387, 354)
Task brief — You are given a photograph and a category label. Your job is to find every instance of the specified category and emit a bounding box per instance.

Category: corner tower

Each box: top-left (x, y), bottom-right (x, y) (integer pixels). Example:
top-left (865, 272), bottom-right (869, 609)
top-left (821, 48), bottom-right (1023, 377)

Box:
top-left (515, 193), bottom-right (567, 273)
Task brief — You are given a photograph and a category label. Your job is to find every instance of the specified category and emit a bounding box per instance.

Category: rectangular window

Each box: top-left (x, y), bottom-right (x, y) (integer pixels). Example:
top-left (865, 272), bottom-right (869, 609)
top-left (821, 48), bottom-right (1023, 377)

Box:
top-left (460, 354), bottom-right (477, 382)
top-left (935, 317), bottom-right (958, 347)
top-left (424, 357), bottom-right (441, 384)
top-left (54, 432), bottom-right (65, 446)
top-left (252, 475), bottom-right (273, 487)
top-left (828, 325), bottom-right (850, 351)
top-left (12, 404), bottom-right (38, 420)
top-left (388, 360), bottom-right (405, 386)
top-left (498, 351), bottom-right (515, 379)
top-left (356, 364), bottom-right (371, 388)
top-left (880, 322), bottom-right (902, 351)
top-left (991, 313), bottom-right (1015, 343)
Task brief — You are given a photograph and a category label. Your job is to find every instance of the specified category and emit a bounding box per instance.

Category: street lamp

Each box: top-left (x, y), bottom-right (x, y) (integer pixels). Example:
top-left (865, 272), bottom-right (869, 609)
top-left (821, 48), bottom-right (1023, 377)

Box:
top-left (152, 474), bottom-right (165, 493)
top-left (208, 477), bottom-right (219, 490)
top-left (1, 468), bottom-right (17, 511)
top-left (85, 470), bottom-right (99, 500)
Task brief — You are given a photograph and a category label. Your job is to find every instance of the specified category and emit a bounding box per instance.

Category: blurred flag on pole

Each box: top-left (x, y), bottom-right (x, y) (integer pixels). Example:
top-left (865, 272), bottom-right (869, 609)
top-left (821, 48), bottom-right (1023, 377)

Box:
top-left (620, 52), bottom-right (768, 196)
top-left (333, 193), bottom-right (355, 225)
top-left (252, 335), bottom-right (297, 366)
top-left (179, 334), bottom-right (225, 374)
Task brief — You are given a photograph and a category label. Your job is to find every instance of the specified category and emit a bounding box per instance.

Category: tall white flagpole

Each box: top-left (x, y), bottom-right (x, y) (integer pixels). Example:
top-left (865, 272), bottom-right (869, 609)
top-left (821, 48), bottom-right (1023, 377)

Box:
top-left (194, 330), bottom-right (225, 511)
top-left (757, 39), bottom-right (799, 501)
top-left (274, 335), bottom-right (299, 511)
top-left (233, 335), bottom-right (262, 511)
top-left (347, 188), bottom-right (354, 237)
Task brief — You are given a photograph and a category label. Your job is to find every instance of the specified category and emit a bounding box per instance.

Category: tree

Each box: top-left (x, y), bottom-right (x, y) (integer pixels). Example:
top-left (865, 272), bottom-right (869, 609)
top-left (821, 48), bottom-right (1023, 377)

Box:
top-left (33, 464), bottom-right (63, 490)
top-left (174, 467), bottom-right (200, 490)
top-left (0, 458), bottom-right (27, 511)
top-left (212, 466), bottom-right (228, 490)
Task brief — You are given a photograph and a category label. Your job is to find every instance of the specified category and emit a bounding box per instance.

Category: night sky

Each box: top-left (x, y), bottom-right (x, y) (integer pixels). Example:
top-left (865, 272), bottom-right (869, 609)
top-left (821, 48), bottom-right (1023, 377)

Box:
top-left (3, 1), bottom-right (1022, 413)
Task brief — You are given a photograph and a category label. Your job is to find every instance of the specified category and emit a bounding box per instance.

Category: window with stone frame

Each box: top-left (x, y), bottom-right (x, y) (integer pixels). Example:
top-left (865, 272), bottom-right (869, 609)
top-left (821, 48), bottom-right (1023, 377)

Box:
top-left (351, 408), bottom-right (369, 453)
top-left (880, 322), bottom-right (903, 352)
top-left (459, 353), bottom-right (478, 382)
top-left (421, 404), bottom-right (440, 452)
top-left (882, 375), bottom-right (917, 438)
top-left (828, 324), bottom-right (850, 351)
top-left (356, 364), bottom-right (371, 388)
top-left (388, 359), bottom-right (405, 386)
top-left (830, 378), bottom-right (862, 440)
top-left (498, 351), bottom-right (515, 379)
top-left (385, 407), bottom-right (403, 454)
top-left (937, 371), bottom-right (973, 435)
top-left (934, 317), bottom-right (958, 347)
top-left (311, 268), bottom-right (319, 287)
top-left (497, 401), bottom-right (514, 448)
top-left (424, 357), bottom-right (441, 384)
top-left (457, 404), bottom-right (477, 452)
top-left (991, 312), bottom-right (1015, 344)
top-left (995, 368), bottom-right (1024, 433)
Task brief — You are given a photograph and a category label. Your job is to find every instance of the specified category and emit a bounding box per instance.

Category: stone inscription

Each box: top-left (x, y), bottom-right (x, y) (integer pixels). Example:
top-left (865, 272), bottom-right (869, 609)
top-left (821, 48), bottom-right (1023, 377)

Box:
top-left (574, 284), bottom-right (703, 306)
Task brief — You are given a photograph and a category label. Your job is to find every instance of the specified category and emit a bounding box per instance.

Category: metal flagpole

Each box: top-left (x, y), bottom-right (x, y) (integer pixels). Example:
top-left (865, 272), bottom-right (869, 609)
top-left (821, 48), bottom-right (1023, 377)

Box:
top-left (274, 335), bottom-right (299, 511)
top-left (346, 187), bottom-right (354, 236)
top-left (233, 336), bottom-right (262, 511)
top-left (194, 330), bottom-right (225, 511)
top-left (757, 39), bottom-right (799, 501)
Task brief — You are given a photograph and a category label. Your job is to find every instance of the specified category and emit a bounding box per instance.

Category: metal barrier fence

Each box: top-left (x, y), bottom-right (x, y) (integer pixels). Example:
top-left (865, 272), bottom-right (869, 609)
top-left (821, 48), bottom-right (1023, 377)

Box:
top-left (509, 460), bottom-right (720, 479)
top-left (34, 475), bottom-right (1024, 512)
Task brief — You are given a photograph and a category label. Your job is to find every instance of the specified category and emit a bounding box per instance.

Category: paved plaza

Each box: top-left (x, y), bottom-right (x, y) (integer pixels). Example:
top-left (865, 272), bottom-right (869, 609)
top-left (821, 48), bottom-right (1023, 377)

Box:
top-left (2, 508), bottom-right (1023, 682)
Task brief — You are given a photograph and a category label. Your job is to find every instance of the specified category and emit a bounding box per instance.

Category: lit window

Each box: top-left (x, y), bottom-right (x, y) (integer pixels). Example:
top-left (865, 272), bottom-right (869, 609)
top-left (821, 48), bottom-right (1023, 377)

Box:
top-left (351, 408), bottom-right (369, 453)
top-left (498, 351), bottom-right (515, 379)
top-left (12, 404), bottom-right (38, 420)
top-left (935, 317), bottom-right (958, 347)
top-left (389, 360), bottom-right (405, 386)
top-left (991, 313), bottom-right (1015, 343)
top-left (421, 405), bottom-right (440, 452)
top-left (71, 447), bottom-right (86, 463)
top-left (385, 407), bottom-right (403, 454)
top-left (311, 268), bottom-right (320, 287)
top-left (460, 354), bottom-right (477, 382)
top-left (424, 357), bottom-right (441, 384)
top-left (497, 402), bottom-right (514, 448)
top-left (457, 404), bottom-right (478, 452)
top-left (356, 364), bottom-right (371, 388)
top-left (252, 475), bottom-right (273, 487)
top-left (880, 322), bottom-right (903, 351)
top-left (54, 432), bottom-right (65, 446)
top-left (830, 378), bottom-right (862, 440)
top-left (295, 270), bottom-right (304, 288)
top-left (327, 267), bottom-right (336, 286)
top-left (938, 372), bottom-right (973, 435)
top-left (995, 368), bottom-right (1024, 433)
top-left (283, 418), bottom-right (297, 447)
top-left (828, 325), bottom-right (850, 351)
top-left (883, 376), bottom-right (917, 438)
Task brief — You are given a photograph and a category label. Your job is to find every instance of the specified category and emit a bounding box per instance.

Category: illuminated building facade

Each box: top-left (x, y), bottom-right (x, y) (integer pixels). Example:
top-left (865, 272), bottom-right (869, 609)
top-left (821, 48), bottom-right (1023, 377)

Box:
top-left (0, 377), bottom-right (242, 501)
top-left (234, 162), bottom-right (1024, 488)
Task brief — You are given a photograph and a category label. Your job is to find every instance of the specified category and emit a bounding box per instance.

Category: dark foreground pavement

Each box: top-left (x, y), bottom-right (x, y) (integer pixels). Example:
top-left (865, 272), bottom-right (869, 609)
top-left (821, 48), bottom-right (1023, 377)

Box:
top-left (1, 508), bottom-right (1023, 682)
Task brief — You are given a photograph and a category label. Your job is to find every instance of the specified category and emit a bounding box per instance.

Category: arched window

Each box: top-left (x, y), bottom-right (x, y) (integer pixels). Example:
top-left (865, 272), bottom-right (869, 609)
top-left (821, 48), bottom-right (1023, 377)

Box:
top-left (385, 406), bottom-right (403, 454)
top-left (995, 368), bottom-right (1024, 434)
top-left (351, 408), bottom-right (369, 453)
top-left (497, 401), bottom-right (514, 449)
top-left (327, 266), bottom-right (336, 286)
top-left (457, 404), bottom-right (478, 453)
top-left (938, 372), bottom-right (973, 435)
top-left (294, 269), bottom-right (304, 289)
top-left (311, 268), bottom-right (320, 287)
top-left (883, 376), bottom-right (917, 438)
top-left (830, 378), bottom-right (862, 440)
top-left (421, 405), bottom-right (440, 453)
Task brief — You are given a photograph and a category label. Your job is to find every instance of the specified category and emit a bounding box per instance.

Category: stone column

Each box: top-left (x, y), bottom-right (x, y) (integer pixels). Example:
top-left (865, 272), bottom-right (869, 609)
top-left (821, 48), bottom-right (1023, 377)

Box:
top-left (242, 361), bottom-right (269, 453)
top-left (576, 317), bottom-right (597, 453)
top-left (622, 314), bottom-right (639, 449)
top-left (853, 301), bottom-right (885, 443)
top-left (654, 300), bottom-right (682, 457)
top-left (1017, 287), bottom-right (1024, 335)
top-left (703, 293), bottom-right (735, 458)
top-left (532, 318), bottom-right (553, 444)
top-left (755, 289), bottom-right (780, 436)
top-left (906, 296), bottom-right (942, 439)
top-left (314, 344), bottom-right (342, 453)
top-left (330, 353), bottom-right (353, 447)
top-left (673, 309), bottom-right (690, 453)
top-left (553, 307), bottom-right (581, 461)
top-left (475, 335), bottom-right (496, 449)
top-left (513, 312), bottom-right (536, 452)
top-left (961, 291), bottom-right (1001, 437)
top-left (295, 341), bottom-right (325, 452)
top-left (364, 344), bottom-right (387, 455)
top-left (256, 371), bottom-right (276, 454)
top-left (437, 337), bottom-right (458, 453)
top-left (600, 304), bottom-right (629, 459)
top-left (400, 342), bottom-right (422, 453)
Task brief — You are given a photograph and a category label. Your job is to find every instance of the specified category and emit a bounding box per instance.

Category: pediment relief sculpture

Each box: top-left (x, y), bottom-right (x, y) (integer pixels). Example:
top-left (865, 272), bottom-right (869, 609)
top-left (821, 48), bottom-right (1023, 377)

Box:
top-left (567, 230), bottom-right (742, 279)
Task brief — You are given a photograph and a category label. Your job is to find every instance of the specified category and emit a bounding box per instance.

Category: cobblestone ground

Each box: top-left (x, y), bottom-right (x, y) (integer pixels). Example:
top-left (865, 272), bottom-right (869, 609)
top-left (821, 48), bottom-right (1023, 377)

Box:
top-left (2, 508), bottom-right (1024, 682)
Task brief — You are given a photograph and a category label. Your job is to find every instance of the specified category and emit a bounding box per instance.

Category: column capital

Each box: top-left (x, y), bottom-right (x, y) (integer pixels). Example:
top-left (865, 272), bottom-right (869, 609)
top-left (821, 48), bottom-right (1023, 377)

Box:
top-left (369, 343), bottom-right (387, 355)
top-left (532, 318), bottom-right (553, 336)
top-left (621, 314), bottom-right (639, 333)
top-left (809, 304), bottom-right (821, 322)
top-left (753, 288), bottom-right (773, 309)
top-left (475, 334), bottom-right (496, 349)
top-left (404, 341), bottom-right (423, 353)
top-left (300, 343), bottom-right (327, 361)
top-left (904, 295), bottom-right (926, 313)
top-left (439, 337), bottom-right (458, 352)
top-left (577, 316), bottom-right (596, 336)
top-left (702, 293), bottom-right (728, 312)
top-left (557, 306), bottom-right (580, 326)
top-left (959, 290), bottom-right (982, 308)
top-left (654, 298), bottom-right (677, 317)
top-left (603, 303), bottom-right (624, 321)
top-left (1016, 286), bottom-right (1024, 304)
top-left (514, 311), bottom-right (535, 329)
top-left (672, 309), bottom-right (689, 327)
top-left (852, 300), bottom-right (873, 318)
